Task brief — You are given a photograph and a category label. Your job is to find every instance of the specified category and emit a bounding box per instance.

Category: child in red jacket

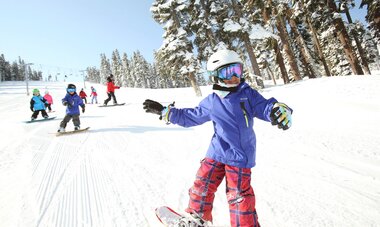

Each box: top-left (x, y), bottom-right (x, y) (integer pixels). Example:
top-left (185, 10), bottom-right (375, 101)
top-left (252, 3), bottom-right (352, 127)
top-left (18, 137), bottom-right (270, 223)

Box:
top-left (79, 88), bottom-right (87, 104)
top-left (103, 74), bottom-right (120, 106)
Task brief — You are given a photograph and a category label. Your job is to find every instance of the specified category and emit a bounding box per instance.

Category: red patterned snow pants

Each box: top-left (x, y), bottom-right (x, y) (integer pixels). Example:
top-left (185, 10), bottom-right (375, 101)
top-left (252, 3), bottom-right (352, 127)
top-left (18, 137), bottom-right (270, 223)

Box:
top-left (185, 158), bottom-right (260, 227)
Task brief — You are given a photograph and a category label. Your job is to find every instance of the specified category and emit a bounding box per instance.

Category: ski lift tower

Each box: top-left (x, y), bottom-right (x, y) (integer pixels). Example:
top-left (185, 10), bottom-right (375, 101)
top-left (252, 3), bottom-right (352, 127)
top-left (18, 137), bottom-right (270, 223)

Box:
top-left (80, 70), bottom-right (86, 89)
top-left (25, 63), bottom-right (33, 96)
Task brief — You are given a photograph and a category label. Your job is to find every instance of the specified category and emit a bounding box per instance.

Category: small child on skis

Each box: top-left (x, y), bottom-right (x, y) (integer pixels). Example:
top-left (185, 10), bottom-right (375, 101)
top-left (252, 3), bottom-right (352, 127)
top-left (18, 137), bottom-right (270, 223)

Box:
top-left (143, 49), bottom-right (293, 227)
top-left (43, 90), bottom-right (53, 112)
top-left (79, 88), bottom-right (88, 104)
top-left (90, 86), bottom-right (98, 104)
top-left (103, 74), bottom-right (120, 106)
top-left (58, 84), bottom-right (85, 132)
top-left (30, 88), bottom-right (49, 120)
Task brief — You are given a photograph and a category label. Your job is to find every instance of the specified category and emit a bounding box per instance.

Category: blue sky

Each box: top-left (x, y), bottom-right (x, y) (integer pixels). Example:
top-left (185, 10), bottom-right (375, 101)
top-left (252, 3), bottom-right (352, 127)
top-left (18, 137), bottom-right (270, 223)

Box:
top-left (0, 0), bottom-right (163, 77)
top-left (0, 0), bottom-right (368, 78)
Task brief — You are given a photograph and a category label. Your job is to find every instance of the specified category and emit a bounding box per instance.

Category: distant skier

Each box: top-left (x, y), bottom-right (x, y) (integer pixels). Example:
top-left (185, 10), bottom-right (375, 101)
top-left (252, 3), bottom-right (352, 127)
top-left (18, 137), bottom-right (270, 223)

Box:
top-left (43, 90), bottom-right (53, 112)
top-left (103, 74), bottom-right (120, 106)
top-left (143, 49), bottom-right (293, 227)
top-left (58, 84), bottom-right (85, 132)
top-left (90, 86), bottom-right (98, 104)
top-left (30, 88), bottom-right (49, 120)
top-left (79, 88), bottom-right (88, 104)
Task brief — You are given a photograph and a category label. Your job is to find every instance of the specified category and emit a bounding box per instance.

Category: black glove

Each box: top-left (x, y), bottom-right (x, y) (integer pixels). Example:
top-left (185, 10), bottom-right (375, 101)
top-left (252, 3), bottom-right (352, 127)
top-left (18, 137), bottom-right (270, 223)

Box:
top-left (63, 101), bottom-right (73, 108)
top-left (82, 106), bottom-right (85, 113)
top-left (30, 107), bottom-right (34, 112)
top-left (270, 102), bottom-right (293, 130)
top-left (143, 99), bottom-right (165, 115)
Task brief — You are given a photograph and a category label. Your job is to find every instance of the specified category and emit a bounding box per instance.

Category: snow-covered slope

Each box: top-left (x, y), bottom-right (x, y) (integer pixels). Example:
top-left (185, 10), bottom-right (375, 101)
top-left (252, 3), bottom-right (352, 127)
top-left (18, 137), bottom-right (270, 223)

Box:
top-left (0, 75), bottom-right (379, 227)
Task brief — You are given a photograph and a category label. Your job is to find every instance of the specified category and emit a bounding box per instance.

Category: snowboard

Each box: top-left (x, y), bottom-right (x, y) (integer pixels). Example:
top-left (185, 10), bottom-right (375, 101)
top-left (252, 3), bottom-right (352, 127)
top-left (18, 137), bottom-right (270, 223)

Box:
top-left (98, 103), bottom-right (126, 107)
top-left (24, 116), bottom-right (57, 123)
top-left (56, 127), bottom-right (90, 136)
top-left (155, 206), bottom-right (206, 227)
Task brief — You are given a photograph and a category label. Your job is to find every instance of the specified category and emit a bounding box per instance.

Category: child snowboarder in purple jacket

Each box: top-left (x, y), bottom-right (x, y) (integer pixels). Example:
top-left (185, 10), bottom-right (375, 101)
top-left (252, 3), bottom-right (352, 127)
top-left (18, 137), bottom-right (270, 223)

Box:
top-left (58, 84), bottom-right (85, 132)
top-left (143, 49), bottom-right (293, 227)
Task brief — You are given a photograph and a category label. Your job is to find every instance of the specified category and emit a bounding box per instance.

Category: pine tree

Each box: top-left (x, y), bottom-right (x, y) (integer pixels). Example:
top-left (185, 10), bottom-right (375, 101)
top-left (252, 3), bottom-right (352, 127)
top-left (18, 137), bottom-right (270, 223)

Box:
top-left (326, 0), bottom-right (364, 75)
top-left (222, 0), bottom-right (265, 87)
top-left (286, 4), bottom-right (317, 78)
top-left (0, 54), bottom-right (10, 81)
top-left (100, 54), bottom-right (111, 84)
top-left (189, 0), bottom-right (221, 61)
top-left (270, 0), bottom-right (302, 81)
top-left (339, 0), bottom-right (371, 74)
top-left (360, 0), bottom-right (380, 45)
top-left (130, 51), bottom-right (147, 88)
top-left (297, 0), bottom-right (332, 77)
top-left (111, 49), bottom-right (123, 86)
top-left (151, 0), bottom-right (202, 96)
top-left (121, 53), bottom-right (133, 87)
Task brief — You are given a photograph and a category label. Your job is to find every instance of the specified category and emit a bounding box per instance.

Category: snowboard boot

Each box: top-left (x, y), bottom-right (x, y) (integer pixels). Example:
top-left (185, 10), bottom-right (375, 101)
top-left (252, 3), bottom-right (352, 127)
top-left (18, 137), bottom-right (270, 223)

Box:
top-left (74, 126), bottom-right (80, 131)
top-left (31, 117), bottom-right (36, 121)
top-left (57, 127), bottom-right (65, 133)
top-left (178, 213), bottom-right (208, 227)
top-left (43, 115), bottom-right (49, 119)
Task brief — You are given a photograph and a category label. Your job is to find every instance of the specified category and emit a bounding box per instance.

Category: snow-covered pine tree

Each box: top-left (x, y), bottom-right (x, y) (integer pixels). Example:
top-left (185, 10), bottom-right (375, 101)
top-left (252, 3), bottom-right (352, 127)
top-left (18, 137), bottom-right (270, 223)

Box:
top-left (0, 54), bottom-right (10, 81)
top-left (326, 0), bottom-right (364, 75)
top-left (359, 0), bottom-right (380, 47)
top-left (255, 1), bottom-right (291, 84)
top-left (339, 0), bottom-right (371, 74)
top-left (121, 53), bottom-right (133, 87)
top-left (269, 0), bottom-right (302, 81)
top-left (297, 0), bottom-right (332, 77)
top-left (151, 0), bottom-right (202, 96)
top-left (189, 0), bottom-right (220, 62)
top-left (10, 62), bottom-right (19, 81)
top-left (285, 3), bottom-right (318, 79)
top-left (100, 53), bottom-right (111, 84)
top-left (220, 0), bottom-right (265, 87)
top-left (353, 22), bottom-right (380, 69)
top-left (130, 51), bottom-right (149, 88)
top-left (86, 67), bottom-right (100, 83)
top-left (153, 50), bottom-right (172, 88)
top-left (111, 49), bottom-right (123, 87)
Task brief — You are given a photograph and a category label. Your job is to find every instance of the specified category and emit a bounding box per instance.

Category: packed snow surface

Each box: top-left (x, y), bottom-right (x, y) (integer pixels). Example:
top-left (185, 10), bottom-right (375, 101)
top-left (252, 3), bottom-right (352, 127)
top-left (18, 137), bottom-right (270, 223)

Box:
top-left (0, 75), bottom-right (379, 227)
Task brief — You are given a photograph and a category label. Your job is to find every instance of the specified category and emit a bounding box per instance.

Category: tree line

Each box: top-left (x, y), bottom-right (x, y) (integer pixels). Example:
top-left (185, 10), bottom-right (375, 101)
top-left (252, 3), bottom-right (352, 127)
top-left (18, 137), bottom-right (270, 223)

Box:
top-left (151, 0), bottom-right (380, 96)
top-left (0, 54), bottom-right (43, 82)
top-left (85, 49), bottom-right (207, 89)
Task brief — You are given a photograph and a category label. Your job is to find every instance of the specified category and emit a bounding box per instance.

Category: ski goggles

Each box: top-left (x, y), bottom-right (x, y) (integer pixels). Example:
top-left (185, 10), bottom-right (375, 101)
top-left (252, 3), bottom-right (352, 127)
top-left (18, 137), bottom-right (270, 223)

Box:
top-left (67, 88), bottom-right (76, 93)
top-left (208, 63), bottom-right (243, 82)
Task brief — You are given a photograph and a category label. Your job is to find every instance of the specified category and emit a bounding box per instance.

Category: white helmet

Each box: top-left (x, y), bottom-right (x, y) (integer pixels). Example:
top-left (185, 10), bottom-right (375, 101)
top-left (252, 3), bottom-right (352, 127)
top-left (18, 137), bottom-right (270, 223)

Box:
top-left (206, 49), bottom-right (243, 71)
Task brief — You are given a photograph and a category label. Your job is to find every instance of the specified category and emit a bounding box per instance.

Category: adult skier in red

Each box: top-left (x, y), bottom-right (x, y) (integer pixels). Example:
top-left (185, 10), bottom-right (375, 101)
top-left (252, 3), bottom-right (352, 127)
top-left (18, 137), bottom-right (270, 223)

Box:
top-left (103, 74), bottom-right (120, 106)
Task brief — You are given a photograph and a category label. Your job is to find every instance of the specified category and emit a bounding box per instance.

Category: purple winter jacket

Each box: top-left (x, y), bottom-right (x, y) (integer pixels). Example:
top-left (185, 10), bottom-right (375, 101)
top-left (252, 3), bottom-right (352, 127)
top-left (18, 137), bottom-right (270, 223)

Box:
top-left (168, 82), bottom-right (277, 168)
top-left (62, 93), bottom-right (84, 115)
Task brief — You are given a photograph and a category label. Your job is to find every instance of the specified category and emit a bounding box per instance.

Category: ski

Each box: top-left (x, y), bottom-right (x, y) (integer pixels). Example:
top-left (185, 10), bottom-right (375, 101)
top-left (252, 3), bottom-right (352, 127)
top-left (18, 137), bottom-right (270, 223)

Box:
top-left (98, 103), bottom-right (126, 107)
top-left (56, 127), bottom-right (90, 136)
top-left (24, 116), bottom-right (57, 123)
